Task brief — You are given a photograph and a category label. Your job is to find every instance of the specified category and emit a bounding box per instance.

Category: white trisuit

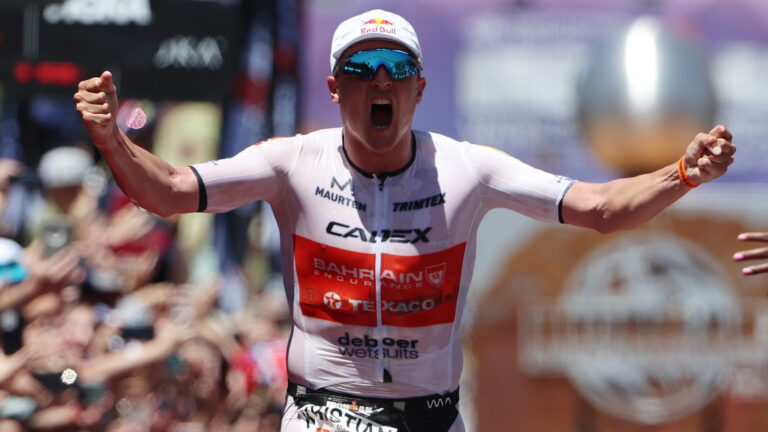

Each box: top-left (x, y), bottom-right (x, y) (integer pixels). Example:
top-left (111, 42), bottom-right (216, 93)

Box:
top-left (191, 128), bottom-right (574, 431)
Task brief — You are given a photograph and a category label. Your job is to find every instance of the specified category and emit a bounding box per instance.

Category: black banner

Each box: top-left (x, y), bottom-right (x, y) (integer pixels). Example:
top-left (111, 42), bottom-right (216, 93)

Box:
top-left (0, 0), bottom-right (240, 101)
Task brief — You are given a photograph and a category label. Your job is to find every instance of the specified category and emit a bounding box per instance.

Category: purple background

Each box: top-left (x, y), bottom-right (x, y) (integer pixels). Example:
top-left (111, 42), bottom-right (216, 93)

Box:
top-left (299, 0), bottom-right (768, 183)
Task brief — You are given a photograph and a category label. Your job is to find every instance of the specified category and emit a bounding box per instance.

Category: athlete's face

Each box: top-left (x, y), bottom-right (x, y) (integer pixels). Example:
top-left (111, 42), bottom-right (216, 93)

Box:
top-left (327, 40), bottom-right (426, 165)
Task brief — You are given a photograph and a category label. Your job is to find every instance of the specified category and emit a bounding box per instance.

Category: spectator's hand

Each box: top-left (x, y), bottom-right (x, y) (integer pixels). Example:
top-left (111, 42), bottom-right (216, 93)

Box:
top-left (734, 232), bottom-right (768, 276)
top-left (191, 278), bottom-right (222, 320)
top-left (0, 348), bottom-right (30, 387)
top-left (195, 315), bottom-right (238, 359)
top-left (225, 365), bottom-right (250, 411)
top-left (26, 402), bottom-right (82, 430)
top-left (130, 282), bottom-right (176, 309)
top-left (7, 371), bottom-right (52, 407)
top-left (27, 246), bottom-right (86, 292)
top-left (74, 71), bottom-right (119, 145)
top-left (106, 205), bottom-right (156, 247)
top-left (155, 318), bottom-right (196, 348)
top-left (76, 392), bottom-right (114, 428)
top-left (682, 125), bottom-right (736, 184)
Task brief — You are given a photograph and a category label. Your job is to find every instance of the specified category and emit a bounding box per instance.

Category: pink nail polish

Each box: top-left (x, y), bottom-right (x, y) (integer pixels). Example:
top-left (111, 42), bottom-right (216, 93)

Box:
top-left (743, 268), bottom-right (753, 275)
top-left (734, 253), bottom-right (743, 261)
top-left (738, 234), bottom-right (747, 241)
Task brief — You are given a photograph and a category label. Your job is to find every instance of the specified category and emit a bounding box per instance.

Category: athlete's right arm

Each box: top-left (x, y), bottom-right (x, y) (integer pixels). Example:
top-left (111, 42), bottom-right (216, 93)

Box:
top-left (74, 71), bottom-right (199, 217)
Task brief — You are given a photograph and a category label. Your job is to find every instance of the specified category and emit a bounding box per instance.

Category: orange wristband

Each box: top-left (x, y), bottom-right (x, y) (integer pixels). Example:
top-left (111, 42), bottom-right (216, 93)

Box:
top-left (677, 156), bottom-right (699, 188)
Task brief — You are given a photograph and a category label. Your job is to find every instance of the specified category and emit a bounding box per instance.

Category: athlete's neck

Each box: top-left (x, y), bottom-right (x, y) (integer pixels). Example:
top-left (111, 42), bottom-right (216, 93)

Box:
top-left (342, 129), bottom-right (414, 176)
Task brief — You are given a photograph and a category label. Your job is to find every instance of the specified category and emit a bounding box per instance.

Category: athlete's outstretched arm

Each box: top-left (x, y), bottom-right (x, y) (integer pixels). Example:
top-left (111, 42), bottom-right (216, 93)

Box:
top-left (74, 71), bottom-right (199, 217)
top-left (561, 125), bottom-right (735, 234)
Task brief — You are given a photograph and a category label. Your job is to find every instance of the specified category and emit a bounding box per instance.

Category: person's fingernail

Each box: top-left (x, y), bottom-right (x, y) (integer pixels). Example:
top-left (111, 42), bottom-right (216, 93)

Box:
top-left (734, 253), bottom-right (744, 261)
top-left (743, 268), bottom-right (753, 275)
top-left (712, 146), bottom-right (722, 155)
top-left (738, 234), bottom-right (748, 241)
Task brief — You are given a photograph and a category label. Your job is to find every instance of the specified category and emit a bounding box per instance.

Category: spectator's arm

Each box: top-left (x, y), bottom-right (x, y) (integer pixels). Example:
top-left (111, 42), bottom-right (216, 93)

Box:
top-left (76, 319), bottom-right (193, 384)
top-left (0, 246), bottom-right (86, 311)
top-left (25, 402), bottom-right (80, 431)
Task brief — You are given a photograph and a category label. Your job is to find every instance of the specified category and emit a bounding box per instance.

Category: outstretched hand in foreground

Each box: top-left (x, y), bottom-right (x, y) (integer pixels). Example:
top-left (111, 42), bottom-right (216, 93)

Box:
top-left (734, 232), bottom-right (768, 276)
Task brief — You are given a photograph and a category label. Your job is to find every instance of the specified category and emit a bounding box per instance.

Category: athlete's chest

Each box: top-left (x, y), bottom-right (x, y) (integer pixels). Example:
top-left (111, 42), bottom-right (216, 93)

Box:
top-left (288, 161), bottom-right (478, 254)
top-left (289, 165), bottom-right (474, 329)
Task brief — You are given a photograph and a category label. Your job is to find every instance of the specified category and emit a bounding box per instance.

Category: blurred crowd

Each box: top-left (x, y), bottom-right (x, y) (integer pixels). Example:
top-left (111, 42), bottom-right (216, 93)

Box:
top-left (0, 145), bottom-right (289, 431)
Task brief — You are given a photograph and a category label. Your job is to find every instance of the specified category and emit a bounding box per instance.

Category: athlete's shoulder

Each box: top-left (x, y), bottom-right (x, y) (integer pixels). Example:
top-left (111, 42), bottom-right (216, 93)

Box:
top-left (241, 128), bottom-right (341, 161)
top-left (414, 130), bottom-right (516, 163)
top-left (282, 127), bottom-right (342, 155)
top-left (246, 128), bottom-right (339, 146)
top-left (301, 127), bottom-right (343, 144)
top-left (417, 130), bottom-right (466, 146)
top-left (414, 130), bottom-right (472, 158)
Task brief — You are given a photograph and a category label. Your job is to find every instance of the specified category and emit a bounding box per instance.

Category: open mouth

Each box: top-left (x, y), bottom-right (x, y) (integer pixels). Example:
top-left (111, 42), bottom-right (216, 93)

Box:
top-left (371, 98), bottom-right (393, 130)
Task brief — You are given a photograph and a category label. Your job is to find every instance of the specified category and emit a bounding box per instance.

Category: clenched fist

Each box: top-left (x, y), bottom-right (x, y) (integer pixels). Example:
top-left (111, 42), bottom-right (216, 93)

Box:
top-left (73, 71), bottom-right (119, 146)
top-left (681, 125), bottom-right (736, 185)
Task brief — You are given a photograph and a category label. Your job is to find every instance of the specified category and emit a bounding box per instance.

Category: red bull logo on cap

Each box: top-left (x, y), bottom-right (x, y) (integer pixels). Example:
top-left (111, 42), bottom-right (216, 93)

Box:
top-left (363, 18), bottom-right (394, 26)
top-left (361, 17), bottom-right (396, 36)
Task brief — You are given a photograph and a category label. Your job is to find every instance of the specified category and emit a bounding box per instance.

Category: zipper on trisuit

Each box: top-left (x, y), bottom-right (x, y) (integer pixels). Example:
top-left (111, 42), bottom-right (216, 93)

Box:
top-left (373, 174), bottom-right (388, 382)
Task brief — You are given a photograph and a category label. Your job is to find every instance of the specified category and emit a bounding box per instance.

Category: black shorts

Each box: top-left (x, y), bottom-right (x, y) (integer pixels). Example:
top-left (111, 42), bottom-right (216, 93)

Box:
top-left (283, 382), bottom-right (461, 432)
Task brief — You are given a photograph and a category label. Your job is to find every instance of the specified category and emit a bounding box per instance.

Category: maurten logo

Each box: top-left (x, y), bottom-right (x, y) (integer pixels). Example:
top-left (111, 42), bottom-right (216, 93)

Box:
top-left (330, 177), bottom-right (351, 191)
top-left (323, 292), bottom-right (342, 310)
top-left (315, 179), bottom-right (366, 212)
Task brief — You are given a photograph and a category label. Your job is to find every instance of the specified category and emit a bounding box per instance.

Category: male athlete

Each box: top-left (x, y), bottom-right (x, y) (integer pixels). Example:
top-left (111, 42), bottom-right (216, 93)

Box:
top-left (74, 9), bottom-right (735, 432)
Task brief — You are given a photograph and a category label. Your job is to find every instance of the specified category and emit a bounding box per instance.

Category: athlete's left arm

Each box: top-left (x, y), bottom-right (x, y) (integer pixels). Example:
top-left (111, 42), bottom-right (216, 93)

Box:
top-left (561, 125), bottom-right (735, 234)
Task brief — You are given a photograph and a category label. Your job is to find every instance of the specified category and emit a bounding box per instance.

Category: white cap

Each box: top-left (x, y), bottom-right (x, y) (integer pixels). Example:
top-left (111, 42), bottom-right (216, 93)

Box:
top-left (330, 9), bottom-right (422, 73)
top-left (37, 146), bottom-right (93, 189)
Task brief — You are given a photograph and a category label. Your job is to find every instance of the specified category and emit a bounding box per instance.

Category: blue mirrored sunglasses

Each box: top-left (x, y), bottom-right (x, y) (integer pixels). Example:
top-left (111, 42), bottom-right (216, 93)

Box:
top-left (335, 48), bottom-right (422, 80)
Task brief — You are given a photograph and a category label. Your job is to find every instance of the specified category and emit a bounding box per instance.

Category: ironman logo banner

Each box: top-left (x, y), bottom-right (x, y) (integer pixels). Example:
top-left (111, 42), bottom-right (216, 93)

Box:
top-left (294, 235), bottom-right (465, 327)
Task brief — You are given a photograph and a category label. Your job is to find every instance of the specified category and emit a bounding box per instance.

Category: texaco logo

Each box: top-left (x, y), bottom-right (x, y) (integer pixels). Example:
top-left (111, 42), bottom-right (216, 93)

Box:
top-left (518, 233), bottom-right (752, 425)
top-left (323, 292), bottom-right (343, 310)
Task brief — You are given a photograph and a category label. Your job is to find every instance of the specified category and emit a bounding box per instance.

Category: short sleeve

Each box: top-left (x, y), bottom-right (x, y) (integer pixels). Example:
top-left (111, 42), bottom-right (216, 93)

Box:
top-left (463, 144), bottom-right (574, 223)
top-left (191, 136), bottom-right (301, 212)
